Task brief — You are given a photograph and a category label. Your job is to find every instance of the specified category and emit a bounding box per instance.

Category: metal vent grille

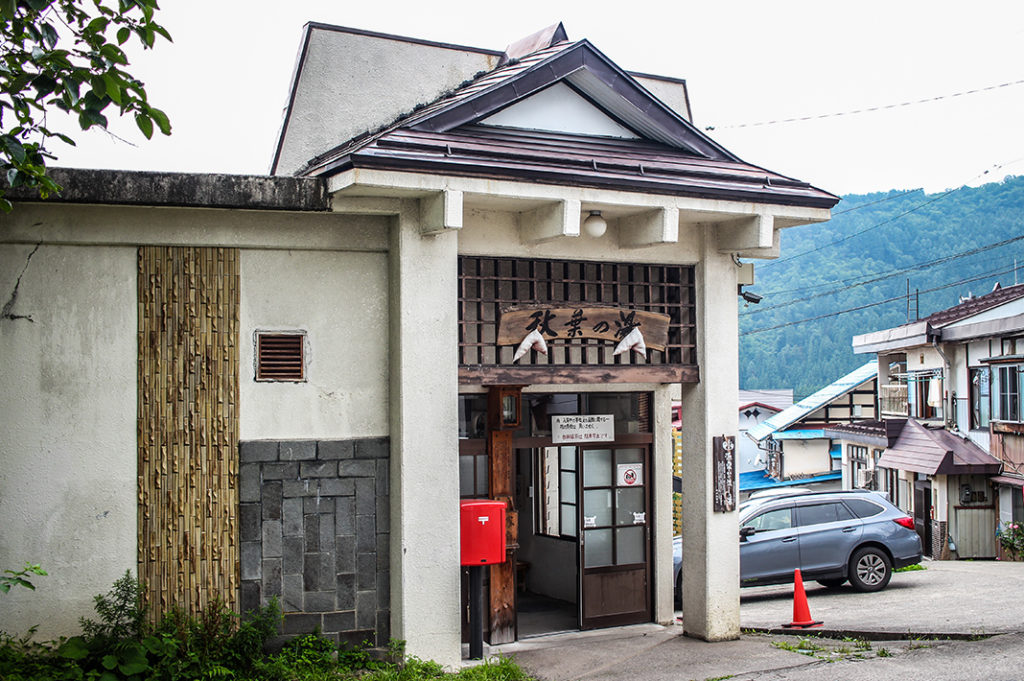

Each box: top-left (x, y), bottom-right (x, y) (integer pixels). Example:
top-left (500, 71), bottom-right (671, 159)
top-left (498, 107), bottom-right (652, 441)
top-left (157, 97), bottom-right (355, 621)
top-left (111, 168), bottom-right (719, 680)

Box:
top-left (257, 333), bottom-right (305, 381)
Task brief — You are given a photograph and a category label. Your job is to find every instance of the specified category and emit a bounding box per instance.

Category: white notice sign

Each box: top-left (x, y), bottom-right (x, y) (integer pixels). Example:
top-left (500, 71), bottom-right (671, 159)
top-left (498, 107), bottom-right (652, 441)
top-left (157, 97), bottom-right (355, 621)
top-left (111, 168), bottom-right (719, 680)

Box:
top-left (617, 463), bottom-right (643, 487)
top-left (552, 414), bottom-right (615, 444)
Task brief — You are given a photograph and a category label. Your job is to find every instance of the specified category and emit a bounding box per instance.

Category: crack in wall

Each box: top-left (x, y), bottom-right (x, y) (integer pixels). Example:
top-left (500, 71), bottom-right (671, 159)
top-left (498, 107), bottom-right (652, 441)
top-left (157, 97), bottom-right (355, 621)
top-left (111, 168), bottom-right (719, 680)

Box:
top-left (1, 243), bottom-right (40, 323)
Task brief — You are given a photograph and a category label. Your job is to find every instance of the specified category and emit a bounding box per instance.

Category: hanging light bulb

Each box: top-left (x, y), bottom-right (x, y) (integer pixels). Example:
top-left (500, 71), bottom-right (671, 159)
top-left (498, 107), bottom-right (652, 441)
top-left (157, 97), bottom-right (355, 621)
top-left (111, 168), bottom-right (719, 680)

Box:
top-left (582, 210), bottom-right (607, 238)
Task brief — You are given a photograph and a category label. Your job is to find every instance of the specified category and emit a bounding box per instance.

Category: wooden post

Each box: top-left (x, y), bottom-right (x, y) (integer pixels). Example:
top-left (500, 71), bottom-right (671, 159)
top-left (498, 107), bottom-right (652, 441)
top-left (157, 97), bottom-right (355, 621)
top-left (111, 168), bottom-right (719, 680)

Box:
top-left (486, 386), bottom-right (522, 644)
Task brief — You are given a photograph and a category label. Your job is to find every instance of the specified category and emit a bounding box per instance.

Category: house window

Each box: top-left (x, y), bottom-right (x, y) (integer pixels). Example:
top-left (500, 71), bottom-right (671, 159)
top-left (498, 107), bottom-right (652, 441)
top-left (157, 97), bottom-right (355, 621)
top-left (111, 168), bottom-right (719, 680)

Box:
top-left (907, 372), bottom-right (942, 420)
top-left (535, 446), bottom-right (578, 538)
top-left (255, 332), bottom-right (305, 381)
top-left (849, 445), bottom-right (868, 487)
top-left (992, 363), bottom-right (1023, 423)
top-left (971, 367), bottom-right (991, 429)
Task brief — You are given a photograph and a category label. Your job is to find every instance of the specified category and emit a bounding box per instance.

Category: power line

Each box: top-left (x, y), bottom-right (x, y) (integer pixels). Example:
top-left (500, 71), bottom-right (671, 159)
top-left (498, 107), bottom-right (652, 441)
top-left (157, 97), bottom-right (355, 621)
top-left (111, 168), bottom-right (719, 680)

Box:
top-left (759, 185), bottom-right (964, 269)
top-left (743, 264), bottom-right (1021, 336)
top-left (705, 78), bottom-right (1024, 131)
top-left (741, 234), bottom-right (1024, 317)
top-left (830, 188), bottom-right (923, 217)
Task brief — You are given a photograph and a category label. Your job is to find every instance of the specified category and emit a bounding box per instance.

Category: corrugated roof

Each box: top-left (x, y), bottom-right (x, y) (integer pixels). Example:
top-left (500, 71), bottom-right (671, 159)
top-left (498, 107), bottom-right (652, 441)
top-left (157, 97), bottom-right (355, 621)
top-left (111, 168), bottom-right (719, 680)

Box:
top-left (774, 429), bottom-right (826, 440)
top-left (877, 419), bottom-right (1001, 475)
top-left (308, 126), bottom-right (837, 206)
top-left (854, 284), bottom-right (1024, 353)
top-left (746, 362), bottom-right (878, 442)
top-left (925, 283), bottom-right (1024, 328)
top-left (739, 470), bottom-right (842, 491)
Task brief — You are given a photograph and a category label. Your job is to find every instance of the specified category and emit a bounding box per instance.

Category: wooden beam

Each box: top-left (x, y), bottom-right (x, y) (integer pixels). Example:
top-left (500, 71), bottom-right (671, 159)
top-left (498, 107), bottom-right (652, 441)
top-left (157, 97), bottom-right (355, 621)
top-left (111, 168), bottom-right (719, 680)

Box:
top-left (518, 199), bottom-right (580, 243)
top-left (616, 207), bottom-right (679, 248)
top-left (460, 364), bottom-right (699, 385)
top-left (419, 189), bottom-right (463, 235)
top-left (716, 213), bottom-right (774, 252)
top-left (487, 386), bottom-right (519, 645)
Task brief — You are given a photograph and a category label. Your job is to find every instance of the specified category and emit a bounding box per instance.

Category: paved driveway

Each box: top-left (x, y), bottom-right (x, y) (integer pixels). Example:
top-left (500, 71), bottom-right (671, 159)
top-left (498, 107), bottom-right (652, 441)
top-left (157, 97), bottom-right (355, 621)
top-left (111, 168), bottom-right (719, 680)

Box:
top-left (740, 559), bottom-right (1024, 636)
top-left (500, 559), bottom-right (1024, 681)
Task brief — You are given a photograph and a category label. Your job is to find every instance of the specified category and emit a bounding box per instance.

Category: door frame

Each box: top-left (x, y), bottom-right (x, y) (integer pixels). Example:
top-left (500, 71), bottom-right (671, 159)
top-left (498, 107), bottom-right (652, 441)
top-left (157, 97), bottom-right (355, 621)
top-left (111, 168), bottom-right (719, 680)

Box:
top-left (577, 443), bottom-right (653, 630)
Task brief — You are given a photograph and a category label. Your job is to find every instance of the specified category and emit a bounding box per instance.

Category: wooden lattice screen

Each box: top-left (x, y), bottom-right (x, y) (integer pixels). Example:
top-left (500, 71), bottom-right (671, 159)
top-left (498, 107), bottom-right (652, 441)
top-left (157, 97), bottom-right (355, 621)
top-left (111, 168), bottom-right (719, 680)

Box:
top-left (458, 256), bottom-right (695, 366)
top-left (138, 246), bottom-right (240, 617)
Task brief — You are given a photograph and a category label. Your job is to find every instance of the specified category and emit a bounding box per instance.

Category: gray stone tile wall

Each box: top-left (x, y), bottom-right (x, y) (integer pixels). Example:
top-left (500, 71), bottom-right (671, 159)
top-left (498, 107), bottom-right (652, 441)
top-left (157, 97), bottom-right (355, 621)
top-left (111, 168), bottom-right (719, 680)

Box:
top-left (240, 438), bottom-right (390, 646)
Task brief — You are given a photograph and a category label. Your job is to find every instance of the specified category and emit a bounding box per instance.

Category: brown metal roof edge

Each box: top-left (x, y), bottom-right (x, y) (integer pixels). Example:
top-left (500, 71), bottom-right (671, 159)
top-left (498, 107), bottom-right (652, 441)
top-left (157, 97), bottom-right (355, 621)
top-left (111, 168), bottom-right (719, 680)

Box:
top-left (6, 167), bottom-right (330, 212)
top-left (320, 153), bottom-right (839, 209)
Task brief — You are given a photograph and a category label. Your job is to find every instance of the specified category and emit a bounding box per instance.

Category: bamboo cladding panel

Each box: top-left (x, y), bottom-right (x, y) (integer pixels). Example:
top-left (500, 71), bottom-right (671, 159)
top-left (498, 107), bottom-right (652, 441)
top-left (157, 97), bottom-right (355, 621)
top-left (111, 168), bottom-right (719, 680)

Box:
top-left (138, 247), bottom-right (240, 618)
top-left (458, 256), bottom-right (696, 367)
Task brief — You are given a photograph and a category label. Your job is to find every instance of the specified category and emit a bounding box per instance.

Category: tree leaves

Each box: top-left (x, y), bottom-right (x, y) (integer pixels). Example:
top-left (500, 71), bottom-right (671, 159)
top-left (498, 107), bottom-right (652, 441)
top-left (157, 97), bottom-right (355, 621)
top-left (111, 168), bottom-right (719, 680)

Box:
top-left (0, 0), bottom-right (172, 210)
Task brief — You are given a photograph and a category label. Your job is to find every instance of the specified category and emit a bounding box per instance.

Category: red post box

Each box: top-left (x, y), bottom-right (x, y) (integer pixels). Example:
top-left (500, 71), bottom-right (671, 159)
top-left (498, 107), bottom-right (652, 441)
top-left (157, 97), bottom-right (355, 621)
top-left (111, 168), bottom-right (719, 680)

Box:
top-left (460, 499), bottom-right (506, 565)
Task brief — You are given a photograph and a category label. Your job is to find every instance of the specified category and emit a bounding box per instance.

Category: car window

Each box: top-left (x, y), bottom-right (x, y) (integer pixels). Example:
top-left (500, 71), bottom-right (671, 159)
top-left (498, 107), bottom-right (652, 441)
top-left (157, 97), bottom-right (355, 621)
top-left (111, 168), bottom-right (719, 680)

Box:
top-left (844, 498), bottom-right (884, 518)
top-left (742, 507), bottom-right (792, 532)
top-left (795, 502), bottom-right (853, 527)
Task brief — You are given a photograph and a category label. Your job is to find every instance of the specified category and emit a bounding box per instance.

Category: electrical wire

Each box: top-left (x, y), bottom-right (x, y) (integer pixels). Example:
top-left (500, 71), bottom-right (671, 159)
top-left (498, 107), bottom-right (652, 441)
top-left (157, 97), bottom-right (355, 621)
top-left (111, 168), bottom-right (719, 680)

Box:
top-left (741, 234), bottom-right (1024, 317)
top-left (742, 263), bottom-right (1022, 336)
top-left (705, 78), bottom-right (1024, 131)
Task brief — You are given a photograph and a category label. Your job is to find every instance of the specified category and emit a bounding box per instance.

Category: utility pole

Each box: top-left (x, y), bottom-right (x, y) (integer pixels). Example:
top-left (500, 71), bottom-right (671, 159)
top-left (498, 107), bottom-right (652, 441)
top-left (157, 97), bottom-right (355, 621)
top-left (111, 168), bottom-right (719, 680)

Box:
top-left (906, 279), bottom-right (911, 323)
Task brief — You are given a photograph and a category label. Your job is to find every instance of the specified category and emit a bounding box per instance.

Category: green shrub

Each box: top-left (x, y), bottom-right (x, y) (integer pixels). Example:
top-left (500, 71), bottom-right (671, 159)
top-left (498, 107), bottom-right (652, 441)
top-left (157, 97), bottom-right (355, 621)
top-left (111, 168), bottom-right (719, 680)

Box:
top-left (0, 571), bottom-right (538, 681)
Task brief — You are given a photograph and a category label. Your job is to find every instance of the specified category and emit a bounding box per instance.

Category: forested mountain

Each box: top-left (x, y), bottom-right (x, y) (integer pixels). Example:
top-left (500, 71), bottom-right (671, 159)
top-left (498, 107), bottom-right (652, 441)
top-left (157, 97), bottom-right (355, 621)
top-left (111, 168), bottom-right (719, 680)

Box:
top-left (739, 174), bottom-right (1024, 399)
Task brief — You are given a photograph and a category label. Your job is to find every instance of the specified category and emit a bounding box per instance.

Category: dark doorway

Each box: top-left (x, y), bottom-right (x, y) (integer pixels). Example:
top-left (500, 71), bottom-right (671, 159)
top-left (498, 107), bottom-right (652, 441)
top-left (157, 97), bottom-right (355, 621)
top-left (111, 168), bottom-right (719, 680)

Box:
top-left (914, 479), bottom-right (933, 556)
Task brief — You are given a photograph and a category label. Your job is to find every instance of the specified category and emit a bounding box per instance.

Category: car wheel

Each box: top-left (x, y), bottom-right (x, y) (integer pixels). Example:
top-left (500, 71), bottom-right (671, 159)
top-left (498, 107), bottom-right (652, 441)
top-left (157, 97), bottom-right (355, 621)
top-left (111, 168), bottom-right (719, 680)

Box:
top-left (848, 547), bottom-right (892, 592)
top-left (674, 572), bottom-right (682, 607)
top-left (817, 578), bottom-right (846, 589)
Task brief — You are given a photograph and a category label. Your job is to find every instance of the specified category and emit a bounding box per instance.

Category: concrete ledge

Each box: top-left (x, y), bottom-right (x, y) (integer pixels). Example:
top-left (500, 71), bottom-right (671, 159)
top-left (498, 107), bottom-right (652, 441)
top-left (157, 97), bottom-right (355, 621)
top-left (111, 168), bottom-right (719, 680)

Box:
top-left (7, 167), bottom-right (329, 211)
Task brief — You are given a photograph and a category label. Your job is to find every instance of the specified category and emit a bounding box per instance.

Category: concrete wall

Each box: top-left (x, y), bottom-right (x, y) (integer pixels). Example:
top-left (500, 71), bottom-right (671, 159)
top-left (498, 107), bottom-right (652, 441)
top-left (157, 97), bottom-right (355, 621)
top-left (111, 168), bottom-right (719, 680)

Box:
top-left (240, 249), bottom-right (389, 440)
top-left (0, 205), bottom-right (390, 640)
top-left (275, 27), bottom-right (499, 175)
top-left (0, 243), bottom-right (137, 638)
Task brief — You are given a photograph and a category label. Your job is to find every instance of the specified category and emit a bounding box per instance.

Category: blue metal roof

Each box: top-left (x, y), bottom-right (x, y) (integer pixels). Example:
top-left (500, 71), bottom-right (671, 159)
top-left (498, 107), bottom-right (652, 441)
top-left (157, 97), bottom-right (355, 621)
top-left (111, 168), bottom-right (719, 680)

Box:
top-left (739, 470), bottom-right (843, 491)
top-left (773, 429), bottom-right (826, 440)
top-left (746, 362), bottom-right (877, 442)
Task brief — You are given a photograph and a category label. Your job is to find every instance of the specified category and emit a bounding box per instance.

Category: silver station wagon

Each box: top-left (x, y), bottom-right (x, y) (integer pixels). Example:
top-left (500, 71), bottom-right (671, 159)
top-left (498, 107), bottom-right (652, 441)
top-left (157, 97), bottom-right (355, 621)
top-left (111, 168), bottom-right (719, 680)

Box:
top-left (674, 489), bottom-right (923, 598)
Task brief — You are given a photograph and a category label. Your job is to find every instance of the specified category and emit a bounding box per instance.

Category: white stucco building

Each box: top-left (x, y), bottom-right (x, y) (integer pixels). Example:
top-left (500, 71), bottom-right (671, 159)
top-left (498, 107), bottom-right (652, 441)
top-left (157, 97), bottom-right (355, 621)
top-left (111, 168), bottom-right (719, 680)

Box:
top-left (0, 23), bottom-right (837, 666)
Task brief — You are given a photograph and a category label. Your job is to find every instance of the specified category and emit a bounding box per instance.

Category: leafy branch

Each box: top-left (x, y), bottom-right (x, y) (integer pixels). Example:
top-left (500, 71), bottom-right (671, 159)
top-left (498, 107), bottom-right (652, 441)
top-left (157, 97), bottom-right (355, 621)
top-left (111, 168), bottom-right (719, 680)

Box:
top-left (0, 563), bottom-right (47, 593)
top-left (0, 0), bottom-right (172, 211)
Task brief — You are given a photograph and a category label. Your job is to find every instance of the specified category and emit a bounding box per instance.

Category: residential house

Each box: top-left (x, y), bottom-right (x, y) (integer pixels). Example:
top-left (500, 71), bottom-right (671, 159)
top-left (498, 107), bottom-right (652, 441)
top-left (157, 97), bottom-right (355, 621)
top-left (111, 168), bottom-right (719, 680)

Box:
top-left (849, 283), bottom-right (1023, 559)
top-left (744, 363), bottom-right (877, 495)
top-left (0, 23), bottom-right (838, 664)
top-left (737, 389), bottom-right (793, 474)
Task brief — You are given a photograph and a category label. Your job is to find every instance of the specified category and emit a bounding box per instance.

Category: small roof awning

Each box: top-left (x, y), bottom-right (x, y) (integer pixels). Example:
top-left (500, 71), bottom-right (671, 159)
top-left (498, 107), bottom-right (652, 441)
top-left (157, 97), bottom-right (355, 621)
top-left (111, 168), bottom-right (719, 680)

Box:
top-left (991, 475), bottom-right (1024, 488)
top-left (877, 419), bottom-right (1002, 476)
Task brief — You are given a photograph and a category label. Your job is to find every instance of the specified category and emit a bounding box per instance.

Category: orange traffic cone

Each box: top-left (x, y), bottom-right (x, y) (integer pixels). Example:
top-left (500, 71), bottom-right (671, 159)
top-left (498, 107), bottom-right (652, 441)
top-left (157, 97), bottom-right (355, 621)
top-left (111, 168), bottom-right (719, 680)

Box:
top-left (783, 569), bottom-right (822, 629)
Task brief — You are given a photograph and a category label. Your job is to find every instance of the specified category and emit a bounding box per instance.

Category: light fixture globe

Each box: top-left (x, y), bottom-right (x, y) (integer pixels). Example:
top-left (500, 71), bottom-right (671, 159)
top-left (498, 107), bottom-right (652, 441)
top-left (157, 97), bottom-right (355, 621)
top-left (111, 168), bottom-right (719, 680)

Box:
top-left (583, 210), bottom-right (607, 238)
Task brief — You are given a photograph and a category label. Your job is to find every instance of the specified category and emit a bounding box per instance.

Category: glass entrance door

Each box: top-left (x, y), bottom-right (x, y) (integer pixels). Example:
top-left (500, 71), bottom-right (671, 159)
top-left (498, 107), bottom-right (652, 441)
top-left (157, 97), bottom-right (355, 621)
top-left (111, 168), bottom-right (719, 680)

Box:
top-left (578, 445), bottom-right (652, 629)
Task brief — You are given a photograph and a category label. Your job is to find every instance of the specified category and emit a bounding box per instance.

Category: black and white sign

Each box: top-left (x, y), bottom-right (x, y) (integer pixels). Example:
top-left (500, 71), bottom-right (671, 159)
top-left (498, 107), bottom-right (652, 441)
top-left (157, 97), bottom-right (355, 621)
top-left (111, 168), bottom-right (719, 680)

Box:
top-left (552, 414), bottom-right (614, 444)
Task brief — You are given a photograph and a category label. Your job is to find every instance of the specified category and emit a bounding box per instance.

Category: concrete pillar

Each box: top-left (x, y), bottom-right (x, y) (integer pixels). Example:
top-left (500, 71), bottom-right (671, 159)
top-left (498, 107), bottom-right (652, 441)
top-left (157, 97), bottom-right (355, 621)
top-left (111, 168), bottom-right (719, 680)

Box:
top-left (388, 201), bottom-right (462, 666)
top-left (679, 225), bottom-right (740, 640)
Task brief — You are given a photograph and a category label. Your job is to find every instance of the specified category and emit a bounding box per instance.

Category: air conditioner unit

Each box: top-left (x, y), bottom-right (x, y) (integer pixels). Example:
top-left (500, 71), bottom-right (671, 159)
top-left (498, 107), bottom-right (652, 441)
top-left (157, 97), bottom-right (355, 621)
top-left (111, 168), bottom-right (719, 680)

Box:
top-left (856, 469), bottom-right (875, 488)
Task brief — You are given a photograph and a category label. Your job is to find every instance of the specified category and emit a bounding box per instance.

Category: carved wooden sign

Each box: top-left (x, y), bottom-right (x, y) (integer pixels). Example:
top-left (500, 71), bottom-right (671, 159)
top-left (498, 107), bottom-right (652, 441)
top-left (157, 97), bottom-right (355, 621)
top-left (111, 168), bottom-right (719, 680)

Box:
top-left (713, 435), bottom-right (736, 513)
top-left (497, 306), bottom-right (670, 350)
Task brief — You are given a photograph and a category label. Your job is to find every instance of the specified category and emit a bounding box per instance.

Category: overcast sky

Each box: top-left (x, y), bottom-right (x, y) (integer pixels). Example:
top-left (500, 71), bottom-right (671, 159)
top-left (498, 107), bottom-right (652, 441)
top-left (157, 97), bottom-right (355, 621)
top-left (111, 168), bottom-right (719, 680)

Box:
top-left (48, 0), bottom-right (1024, 196)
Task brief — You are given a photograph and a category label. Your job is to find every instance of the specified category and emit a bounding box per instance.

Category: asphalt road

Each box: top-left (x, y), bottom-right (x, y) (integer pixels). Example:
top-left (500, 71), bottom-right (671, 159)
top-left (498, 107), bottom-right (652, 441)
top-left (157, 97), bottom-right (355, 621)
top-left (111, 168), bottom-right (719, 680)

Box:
top-left (499, 559), bottom-right (1024, 681)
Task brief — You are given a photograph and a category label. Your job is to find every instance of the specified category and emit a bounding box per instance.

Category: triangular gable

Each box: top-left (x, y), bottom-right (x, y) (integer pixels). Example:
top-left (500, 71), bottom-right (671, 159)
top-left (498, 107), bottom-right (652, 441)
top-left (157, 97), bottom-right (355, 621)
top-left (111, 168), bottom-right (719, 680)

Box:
top-left (478, 82), bottom-right (640, 139)
top-left (406, 39), bottom-right (739, 161)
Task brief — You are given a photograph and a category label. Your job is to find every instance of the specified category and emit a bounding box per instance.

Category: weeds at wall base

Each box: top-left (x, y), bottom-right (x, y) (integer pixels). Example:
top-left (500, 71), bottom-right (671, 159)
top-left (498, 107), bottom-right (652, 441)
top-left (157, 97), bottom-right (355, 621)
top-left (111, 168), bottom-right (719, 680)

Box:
top-left (0, 571), bottom-right (537, 681)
